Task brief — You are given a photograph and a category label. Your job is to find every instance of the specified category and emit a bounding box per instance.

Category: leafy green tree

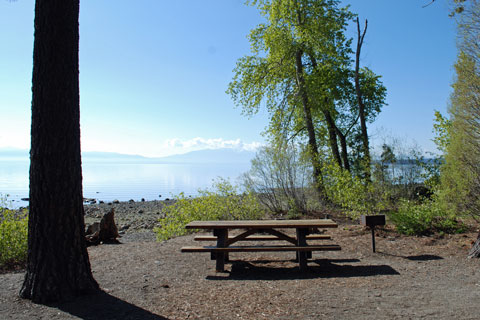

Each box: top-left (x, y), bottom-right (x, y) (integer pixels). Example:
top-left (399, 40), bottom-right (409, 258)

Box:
top-left (439, 0), bottom-right (480, 257)
top-left (228, 0), bottom-right (354, 202)
top-left (441, 52), bottom-right (480, 219)
top-left (228, 0), bottom-right (386, 202)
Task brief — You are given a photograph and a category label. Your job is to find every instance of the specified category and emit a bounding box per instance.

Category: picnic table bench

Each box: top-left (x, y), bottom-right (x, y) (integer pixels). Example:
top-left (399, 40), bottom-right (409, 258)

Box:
top-left (181, 219), bottom-right (341, 271)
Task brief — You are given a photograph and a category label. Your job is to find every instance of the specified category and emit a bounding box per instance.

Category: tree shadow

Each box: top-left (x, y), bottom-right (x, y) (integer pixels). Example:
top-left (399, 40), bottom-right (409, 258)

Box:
top-left (378, 252), bottom-right (444, 261)
top-left (206, 258), bottom-right (399, 281)
top-left (405, 254), bottom-right (443, 261)
top-left (51, 290), bottom-right (168, 320)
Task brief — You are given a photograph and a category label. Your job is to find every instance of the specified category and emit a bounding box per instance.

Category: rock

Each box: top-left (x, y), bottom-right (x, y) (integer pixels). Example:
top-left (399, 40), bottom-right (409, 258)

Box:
top-left (85, 208), bottom-right (120, 246)
top-left (138, 210), bottom-right (144, 214)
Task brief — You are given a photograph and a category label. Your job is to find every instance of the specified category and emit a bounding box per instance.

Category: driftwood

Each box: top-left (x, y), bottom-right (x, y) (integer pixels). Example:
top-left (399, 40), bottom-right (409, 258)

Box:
top-left (468, 232), bottom-right (480, 258)
top-left (85, 208), bottom-right (120, 246)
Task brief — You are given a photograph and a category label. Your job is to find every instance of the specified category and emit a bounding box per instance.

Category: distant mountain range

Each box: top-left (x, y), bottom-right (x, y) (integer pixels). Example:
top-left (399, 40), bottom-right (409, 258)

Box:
top-left (0, 148), bottom-right (256, 164)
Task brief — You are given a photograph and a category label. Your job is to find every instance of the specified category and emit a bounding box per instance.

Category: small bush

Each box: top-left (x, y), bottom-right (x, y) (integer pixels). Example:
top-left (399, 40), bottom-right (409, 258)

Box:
top-left (388, 199), bottom-right (465, 236)
top-left (154, 178), bottom-right (264, 241)
top-left (242, 143), bottom-right (316, 215)
top-left (0, 207), bottom-right (28, 267)
top-left (323, 163), bottom-right (384, 219)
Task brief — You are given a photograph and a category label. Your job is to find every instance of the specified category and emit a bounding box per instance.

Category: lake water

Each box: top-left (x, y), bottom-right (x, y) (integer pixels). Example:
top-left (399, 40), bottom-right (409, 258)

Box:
top-left (0, 159), bottom-right (251, 208)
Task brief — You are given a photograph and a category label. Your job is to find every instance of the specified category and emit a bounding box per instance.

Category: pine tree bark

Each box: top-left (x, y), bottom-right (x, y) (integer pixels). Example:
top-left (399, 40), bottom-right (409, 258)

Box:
top-left (20, 0), bottom-right (99, 303)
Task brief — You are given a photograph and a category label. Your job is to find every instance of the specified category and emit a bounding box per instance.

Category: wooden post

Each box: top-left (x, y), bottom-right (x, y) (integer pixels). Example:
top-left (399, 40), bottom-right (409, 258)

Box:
top-left (214, 229), bottom-right (228, 272)
top-left (371, 227), bottom-right (376, 253)
top-left (296, 228), bottom-right (308, 271)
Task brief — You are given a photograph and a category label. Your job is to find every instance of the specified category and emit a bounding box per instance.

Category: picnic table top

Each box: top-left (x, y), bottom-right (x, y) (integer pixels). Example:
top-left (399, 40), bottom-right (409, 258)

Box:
top-left (185, 219), bottom-right (338, 229)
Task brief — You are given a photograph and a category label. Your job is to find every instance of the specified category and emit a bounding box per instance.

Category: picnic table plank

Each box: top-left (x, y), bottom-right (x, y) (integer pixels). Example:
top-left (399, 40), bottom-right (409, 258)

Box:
top-left (194, 234), bottom-right (332, 241)
top-left (185, 219), bottom-right (338, 229)
top-left (181, 244), bottom-right (341, 252)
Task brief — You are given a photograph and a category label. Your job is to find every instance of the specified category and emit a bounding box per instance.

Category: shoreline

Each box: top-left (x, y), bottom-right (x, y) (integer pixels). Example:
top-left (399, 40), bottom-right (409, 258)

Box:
top-left (83, 199), bottom-right (175, 236)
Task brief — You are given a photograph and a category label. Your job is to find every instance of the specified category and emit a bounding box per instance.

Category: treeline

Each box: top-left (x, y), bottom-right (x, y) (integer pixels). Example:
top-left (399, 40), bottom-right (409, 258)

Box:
top-left (228, 0), bottom-right (477, 243)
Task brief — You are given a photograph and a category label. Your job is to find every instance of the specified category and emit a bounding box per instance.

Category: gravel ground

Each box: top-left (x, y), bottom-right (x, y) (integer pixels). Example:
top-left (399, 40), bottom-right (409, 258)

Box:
top-left (1, 201), bottom-right (479, 319)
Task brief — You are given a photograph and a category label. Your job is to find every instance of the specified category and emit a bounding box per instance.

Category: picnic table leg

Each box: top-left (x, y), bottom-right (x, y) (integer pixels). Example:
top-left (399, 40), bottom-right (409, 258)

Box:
top-left (214, 229), bottom-right (228, 272)
top-left (296, 228), bottom-right (308, 271)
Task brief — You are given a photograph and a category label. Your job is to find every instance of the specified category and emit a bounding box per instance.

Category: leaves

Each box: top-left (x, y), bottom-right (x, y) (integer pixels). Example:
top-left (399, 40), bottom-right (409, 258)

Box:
top-left (0, 207), bottom-right (28, 267)
top-left (154, 179), bottom-right (263, 241)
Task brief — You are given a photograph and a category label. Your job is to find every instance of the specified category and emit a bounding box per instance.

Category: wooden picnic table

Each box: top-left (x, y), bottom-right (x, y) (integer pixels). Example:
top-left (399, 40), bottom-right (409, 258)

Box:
top-left (181, 219), bottom-right (340, 272)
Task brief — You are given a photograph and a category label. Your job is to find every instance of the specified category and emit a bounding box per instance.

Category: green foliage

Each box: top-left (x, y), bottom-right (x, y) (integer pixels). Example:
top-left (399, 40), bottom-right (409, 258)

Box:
top-left (227, 0), bottom-right (387, 189)
top-left (0, 205), bottom-right (28, 267)
top-left (432, 110), bottom-right (451, 154)
top-left (438, 50), bottom-right (480, 219)
top-left (388, 199), bottom-right (465, 236)
top-left (323, 162), bottom-right (381, 219)
top-left (154, 178), bottom-right (264, 241)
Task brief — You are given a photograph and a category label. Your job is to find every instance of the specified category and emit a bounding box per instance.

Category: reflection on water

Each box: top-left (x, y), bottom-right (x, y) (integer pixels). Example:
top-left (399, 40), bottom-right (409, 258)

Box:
top-left (0, 159), bottom-right (250, 208)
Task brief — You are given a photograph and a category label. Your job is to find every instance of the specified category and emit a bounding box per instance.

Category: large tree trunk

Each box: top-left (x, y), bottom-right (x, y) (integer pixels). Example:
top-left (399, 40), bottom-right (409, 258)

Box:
top-left (20, 0), bottom-right (99, 303)
top-left (335, 127), bottom-right (351, 172)
top-left (295, 49), bottom-right (328, 202)
top-left (355, 18), bottom-right (371, 181)
top-left (323, 109), bottom-right (343, 169)
top-left (307, 53), bottom-right (345, 171)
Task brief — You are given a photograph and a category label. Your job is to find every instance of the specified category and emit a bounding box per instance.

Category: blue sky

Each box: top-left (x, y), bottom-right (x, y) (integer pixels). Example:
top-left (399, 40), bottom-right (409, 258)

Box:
top-left (0, 0), bottom-right (456, 157)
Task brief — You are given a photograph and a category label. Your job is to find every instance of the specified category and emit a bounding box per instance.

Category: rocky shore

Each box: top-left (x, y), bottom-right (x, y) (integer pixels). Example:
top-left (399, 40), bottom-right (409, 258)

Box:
top-left (83, 199), bottom-right (176, 242)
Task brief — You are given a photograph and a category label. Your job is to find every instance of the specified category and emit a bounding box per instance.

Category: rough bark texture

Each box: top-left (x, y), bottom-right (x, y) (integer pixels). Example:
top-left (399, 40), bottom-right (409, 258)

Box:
top-left (467, 232), bottom-right (480, 258)
top-left (355, 18), bottom-right (371, 180)
top-left (20, 0), bottom-right (99, 303)
top-left (295, 49), bottom-right (327, 202)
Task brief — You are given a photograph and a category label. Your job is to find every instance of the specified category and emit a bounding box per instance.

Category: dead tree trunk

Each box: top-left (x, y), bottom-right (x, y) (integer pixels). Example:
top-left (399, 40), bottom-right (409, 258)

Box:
top-left (355, 17), bottom-right (371, 181)
top-left (20, 0), bottom-right (99, 303)
top-left (468, 232), bottom-right (480, 258)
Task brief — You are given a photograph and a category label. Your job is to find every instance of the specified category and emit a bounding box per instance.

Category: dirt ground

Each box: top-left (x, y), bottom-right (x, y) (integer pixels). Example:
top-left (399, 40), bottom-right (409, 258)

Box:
top-left (1, 217), bottom-right (479, 320)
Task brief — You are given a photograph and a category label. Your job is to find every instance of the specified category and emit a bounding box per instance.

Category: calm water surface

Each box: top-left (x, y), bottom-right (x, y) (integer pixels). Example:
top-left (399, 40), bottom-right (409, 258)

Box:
top-left (0, 159), bottom-right (250, 208)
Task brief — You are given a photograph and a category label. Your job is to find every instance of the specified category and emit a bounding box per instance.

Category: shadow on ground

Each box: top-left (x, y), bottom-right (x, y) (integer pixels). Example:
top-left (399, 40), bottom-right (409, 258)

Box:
top-left (52, 291), bottom-right (168, 320)
top-left (206, 258), bottom-right (399, 281)
top-left (378, 252), bottom-right (444, 261)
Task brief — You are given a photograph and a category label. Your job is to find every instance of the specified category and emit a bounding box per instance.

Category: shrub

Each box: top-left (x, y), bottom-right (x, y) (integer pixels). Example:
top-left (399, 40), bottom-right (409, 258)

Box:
top-left (388, 199), bottom-right (465, 236)
top-left (0, 207), bottom-right (28, 267)
top-left (154, 178), bottom-right (264, 241)
top-left (242, 143), bottom-right (316, 215)
top-left (323, 162), bottom-right (384, 219)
